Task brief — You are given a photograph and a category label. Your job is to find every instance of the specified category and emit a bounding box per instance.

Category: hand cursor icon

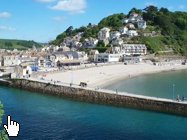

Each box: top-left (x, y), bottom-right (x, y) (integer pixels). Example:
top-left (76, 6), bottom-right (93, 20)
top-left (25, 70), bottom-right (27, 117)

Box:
top-left (4, 115), bottom-right (20, 137)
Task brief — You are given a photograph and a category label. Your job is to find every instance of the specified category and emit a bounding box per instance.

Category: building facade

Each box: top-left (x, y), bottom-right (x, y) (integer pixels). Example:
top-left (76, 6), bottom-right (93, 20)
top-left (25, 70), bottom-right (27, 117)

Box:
top-left (121, 44), bottom-right (147, 55)
top-left (96, 53), bottom-right (121, 62)
top-left (2, 55), bottom-right (21, 66)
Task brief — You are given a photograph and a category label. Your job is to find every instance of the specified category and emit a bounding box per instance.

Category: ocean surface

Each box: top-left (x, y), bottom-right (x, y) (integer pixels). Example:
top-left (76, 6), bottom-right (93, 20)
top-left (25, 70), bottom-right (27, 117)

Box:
top-left (105, 69), bottom-right (187, 99)
top-left (0, 70), bottom-right (187, 140)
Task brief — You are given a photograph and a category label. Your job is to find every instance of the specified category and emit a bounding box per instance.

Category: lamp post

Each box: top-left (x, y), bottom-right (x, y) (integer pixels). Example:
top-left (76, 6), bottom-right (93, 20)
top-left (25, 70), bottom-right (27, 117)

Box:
top-left (173, 84), bottom-right (175, 100)
top-left (71, 70), bottom-right (73, 85)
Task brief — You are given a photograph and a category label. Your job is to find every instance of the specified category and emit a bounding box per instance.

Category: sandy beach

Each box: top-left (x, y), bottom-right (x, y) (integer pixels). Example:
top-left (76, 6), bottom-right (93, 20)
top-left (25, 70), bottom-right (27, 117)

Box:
top-left (41, 63), bottom-right (187, 88)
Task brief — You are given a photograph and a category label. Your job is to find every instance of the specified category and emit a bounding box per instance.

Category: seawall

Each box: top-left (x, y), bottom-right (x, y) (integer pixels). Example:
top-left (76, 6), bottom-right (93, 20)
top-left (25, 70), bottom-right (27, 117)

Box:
top-left (3, 79), bottom-right (187, 116)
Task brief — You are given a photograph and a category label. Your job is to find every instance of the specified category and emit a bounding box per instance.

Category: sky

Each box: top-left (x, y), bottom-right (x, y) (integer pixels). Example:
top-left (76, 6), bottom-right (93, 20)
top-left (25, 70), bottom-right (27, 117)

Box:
top-left (0, 0), bottom-right (186, 43)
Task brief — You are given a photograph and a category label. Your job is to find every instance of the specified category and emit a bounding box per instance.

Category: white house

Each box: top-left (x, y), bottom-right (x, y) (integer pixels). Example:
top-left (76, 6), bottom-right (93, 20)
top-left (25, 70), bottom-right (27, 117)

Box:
top-left (88, 50), bottom-right (99, 62)
top-left (22, 66), bottom-right (32, 77)
top-left (110, 47), bottom-right (121, 54)
top-left (98, 27), bottom-right (110, 41)
top-left (54, 46), bottom-right (60, 51)
top-left (0, 49), bottom-right (6, 53)
top-left (71, 41), bottom-right (82, 49)
top-left (126, 23), bottom-right (136, 30)
top-left (83, 38), bottom-right (98, 48)
top-left (77, 51), bottom-right (88, 62)
top-left (96, 53), bottom-right (121, 63)
top-left (55, 51), bottom-right (85, 67)
top-left (73, 32), bottom-right (83, 41)
top-left (2, 55), bottom-right (21, 66)
top-left (111, 38), bottom-right (124, 46)
top-left (58, 45), bottom-right (71, 52)
top-left (137, 20), bottom-right (147, 29)
top-left (126, 30), bottom-right (138, 37)
top-left (41, 46), bottom-right (48, 52)
top-left (11, 65), bottom-right (32, 79)
top-left (52, 51), bottom-right (88, 65)
top-left (124, 56), bottom-right (143, 64)
top-left (119, 26), bottom-right (128, 35)
top-left (110, 31), bottom-right (121, 40)
top-left (38, 57), bottom-right (47, 67)
top-left (124, 13), bottom-right (143, 24)
top-left (120, 44), bottom-right (147, 55)
top-left (63, 37), bottom-right (73, 46)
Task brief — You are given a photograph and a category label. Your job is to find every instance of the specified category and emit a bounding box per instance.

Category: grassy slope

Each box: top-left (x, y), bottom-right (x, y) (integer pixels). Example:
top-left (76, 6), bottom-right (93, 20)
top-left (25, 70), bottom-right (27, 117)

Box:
top-left (0, 39), bottom-right (42, 50)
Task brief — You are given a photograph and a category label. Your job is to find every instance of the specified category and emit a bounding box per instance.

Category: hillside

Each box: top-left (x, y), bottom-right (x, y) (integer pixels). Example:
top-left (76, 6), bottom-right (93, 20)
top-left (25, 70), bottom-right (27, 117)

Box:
top-left (0, 39), bottom-right (42, 50)
top-left (52, 6), bottom-right (187, 55)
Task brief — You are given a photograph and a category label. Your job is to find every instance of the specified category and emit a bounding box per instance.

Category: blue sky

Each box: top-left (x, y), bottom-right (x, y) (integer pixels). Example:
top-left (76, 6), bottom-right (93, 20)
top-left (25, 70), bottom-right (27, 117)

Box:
top-left (0, 0), bottom-right (186, 43)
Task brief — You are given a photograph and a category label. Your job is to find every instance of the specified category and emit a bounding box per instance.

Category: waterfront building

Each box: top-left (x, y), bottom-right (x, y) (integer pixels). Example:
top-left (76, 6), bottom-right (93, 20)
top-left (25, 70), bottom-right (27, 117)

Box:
top-left (49, 51), bottom-right (88, 67)
top-left (96, 53), bottom-right (121, 62)
top-left (57, 59), bottom-right (81, 67)
top-left (2, 55), bottom-right (21, 66)
top-left (120, 44), bottom-right (147, 55)
top-left (22, 65), bottom-right (32, 77)
top-left (123, 55), bottom-right (143, 64)
top-left (88, 50), bottom-right (99, 62)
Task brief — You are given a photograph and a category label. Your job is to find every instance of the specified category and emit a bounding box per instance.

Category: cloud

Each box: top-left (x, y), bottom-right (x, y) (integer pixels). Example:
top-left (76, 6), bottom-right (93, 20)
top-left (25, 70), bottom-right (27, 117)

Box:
top-left (178, 5), bottom-right (185, 9)
top-left (52, 16), bottom-right (67, 22)
top-left (35, 0), bottom-right (56, 3)
top-left (0, 25), bottom-right (16, 32)
top-left (50, 0), bottom-right (86, 14)
top-left (0, 12), bottom-right (11, 18)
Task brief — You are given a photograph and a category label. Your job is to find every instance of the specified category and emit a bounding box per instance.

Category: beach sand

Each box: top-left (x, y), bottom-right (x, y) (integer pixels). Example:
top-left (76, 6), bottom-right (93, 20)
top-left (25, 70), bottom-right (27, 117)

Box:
top-left (42, 63), bottom-right (187, 88)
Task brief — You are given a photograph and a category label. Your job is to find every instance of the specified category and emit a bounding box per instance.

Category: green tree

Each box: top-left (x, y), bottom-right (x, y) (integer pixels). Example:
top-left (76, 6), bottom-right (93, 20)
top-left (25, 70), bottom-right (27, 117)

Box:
top-left (144, 5), bottom-right (158, 13)
top-left (0, 103), bottom-right (9, 140)
top-left (4, 42), bottom-right (13, 47)
top-left (128, 8), bottom-right (142, 16)
top-left (96, 41), bottom-right (105, 47)
top-left (98, 13), bottom-right (125, 30)
top-left (159, 7), bottom-right (169, 14)
top-left (65, 26), bottom-right (73, 36)
top-left (143, 5), bottom-right (158, 24)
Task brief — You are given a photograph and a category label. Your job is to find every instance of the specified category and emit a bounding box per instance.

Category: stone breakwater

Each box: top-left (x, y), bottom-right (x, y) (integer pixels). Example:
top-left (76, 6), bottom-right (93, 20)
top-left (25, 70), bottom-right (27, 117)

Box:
top-left (4, 79), bottom-right (187, 116)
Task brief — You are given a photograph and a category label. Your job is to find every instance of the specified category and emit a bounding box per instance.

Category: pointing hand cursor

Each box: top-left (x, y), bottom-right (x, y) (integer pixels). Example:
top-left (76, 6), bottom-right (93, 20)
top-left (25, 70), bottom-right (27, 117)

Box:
top-left (4, 115), bottom-right (20, 137)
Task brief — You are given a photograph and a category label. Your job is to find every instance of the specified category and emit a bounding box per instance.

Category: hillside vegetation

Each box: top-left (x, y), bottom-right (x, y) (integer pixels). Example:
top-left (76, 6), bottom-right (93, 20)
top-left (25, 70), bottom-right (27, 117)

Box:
top-left (0, 39), bottom-right (42, 50)
top-left (52, 6), bottom-right (187, 55)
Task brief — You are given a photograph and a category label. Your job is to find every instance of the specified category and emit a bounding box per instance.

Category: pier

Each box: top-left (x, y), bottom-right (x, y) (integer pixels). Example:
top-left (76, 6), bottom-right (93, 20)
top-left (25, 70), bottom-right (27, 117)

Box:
top-left (1, 78), bottom-right (187, 116)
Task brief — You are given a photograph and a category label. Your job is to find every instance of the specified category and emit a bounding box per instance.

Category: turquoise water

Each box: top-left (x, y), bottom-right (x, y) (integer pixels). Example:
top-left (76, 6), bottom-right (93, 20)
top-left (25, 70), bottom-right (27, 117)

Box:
top-left (105, 70), bottom-right (187, 99)
top-left (0, 70), bottom-right (187, 139)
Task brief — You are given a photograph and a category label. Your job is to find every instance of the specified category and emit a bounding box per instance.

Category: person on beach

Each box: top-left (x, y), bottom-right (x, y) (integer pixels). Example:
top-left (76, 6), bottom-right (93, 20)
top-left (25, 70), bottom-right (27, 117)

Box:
top-left (176, 95), bottom-right (180, 102)
top-left (182, 96), bottom-right (185, 101)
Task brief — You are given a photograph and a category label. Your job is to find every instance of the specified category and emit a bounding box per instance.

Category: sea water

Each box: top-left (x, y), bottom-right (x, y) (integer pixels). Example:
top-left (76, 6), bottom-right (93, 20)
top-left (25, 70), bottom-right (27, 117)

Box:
top-left (0, 70), bottom-right (187, 139)
top-left (105, 69), bottom-right (187, 99)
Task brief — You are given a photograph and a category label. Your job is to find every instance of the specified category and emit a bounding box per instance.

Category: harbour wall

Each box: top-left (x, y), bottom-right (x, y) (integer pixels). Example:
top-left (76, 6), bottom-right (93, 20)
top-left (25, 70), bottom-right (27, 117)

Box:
top-left (3, 79), bottom-right (187, 116)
